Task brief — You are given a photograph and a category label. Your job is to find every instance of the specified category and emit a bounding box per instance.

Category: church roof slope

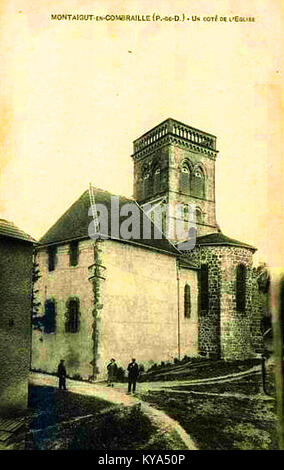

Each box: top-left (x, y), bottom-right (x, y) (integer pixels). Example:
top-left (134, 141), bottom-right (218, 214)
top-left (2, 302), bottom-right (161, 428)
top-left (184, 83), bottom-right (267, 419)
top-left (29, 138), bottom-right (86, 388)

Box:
top-left (40, 187), bottom-right (180, 256)
top-left (196, 232), bottom-right (256, 251)
top-left (0, 219), bottom-right (36, 243)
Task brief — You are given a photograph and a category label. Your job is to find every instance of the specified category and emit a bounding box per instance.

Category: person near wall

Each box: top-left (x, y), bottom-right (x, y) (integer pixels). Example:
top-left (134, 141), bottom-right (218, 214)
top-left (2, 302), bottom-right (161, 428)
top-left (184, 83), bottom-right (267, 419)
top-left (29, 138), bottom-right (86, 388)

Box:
top-left (107, 358), bottom-right (117, 387)
top-left (57, 359), bottom-right (67, 391)
top-left (127, 358), bottom-right (139, 394)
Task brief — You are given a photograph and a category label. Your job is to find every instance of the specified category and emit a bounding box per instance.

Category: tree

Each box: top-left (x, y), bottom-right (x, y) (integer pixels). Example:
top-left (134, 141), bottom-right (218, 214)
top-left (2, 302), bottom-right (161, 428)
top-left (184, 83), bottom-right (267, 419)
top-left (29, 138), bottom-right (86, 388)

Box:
top-left (31, 256), bottom-right (43, 330)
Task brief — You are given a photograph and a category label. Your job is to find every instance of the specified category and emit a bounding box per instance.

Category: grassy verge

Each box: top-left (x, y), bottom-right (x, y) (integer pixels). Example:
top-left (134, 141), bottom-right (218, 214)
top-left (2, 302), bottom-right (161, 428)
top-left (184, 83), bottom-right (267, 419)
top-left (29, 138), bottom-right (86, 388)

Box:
top-left (139, 391), bottom-right (277, 450)
top-left (25, 385), bottom-right (186, 450)
top-left (138, 368), bottom-right (278, 450)
top-left (141, 359), bottom-right (259, 382)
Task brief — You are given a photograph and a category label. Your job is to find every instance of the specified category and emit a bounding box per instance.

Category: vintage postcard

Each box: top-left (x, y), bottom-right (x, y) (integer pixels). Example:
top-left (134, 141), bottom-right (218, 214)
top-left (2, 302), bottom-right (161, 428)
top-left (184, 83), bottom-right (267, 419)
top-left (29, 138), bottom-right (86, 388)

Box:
top-left (0, 0), bottom-right (283, 456)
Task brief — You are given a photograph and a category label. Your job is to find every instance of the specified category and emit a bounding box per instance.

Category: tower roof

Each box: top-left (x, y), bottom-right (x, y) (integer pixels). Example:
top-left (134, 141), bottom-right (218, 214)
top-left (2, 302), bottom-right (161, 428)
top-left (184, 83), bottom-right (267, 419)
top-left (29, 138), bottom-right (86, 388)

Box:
top-left (0, 219), bottom-right (36, 243)
top-left (196, 232), bottom-right (257, 252)
top-left (39, 187), bottom-right (182, 256)
top-left (132, 117), bottom-right (218, 159)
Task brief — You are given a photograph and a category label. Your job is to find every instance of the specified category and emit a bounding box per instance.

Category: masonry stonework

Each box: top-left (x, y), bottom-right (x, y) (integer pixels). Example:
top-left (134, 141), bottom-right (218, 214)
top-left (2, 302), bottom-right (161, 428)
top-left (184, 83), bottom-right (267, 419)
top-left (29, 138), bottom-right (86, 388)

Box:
top-left (0, 237), bottom-right (33, 415)
top-left (186, 244), bottom-right (261, 360)
top-left (132, 118), bottom-right (218, 239)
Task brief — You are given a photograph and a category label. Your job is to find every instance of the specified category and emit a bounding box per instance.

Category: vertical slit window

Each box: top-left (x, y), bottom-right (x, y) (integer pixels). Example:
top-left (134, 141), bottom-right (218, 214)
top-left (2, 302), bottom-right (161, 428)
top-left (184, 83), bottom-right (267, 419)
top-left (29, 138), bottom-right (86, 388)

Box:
top-left (184, 284), bottom-right (191, 318)
top-left (236, 264), bottom-right (246, 312)
top-left (200, 264), bottom-right (209, 311)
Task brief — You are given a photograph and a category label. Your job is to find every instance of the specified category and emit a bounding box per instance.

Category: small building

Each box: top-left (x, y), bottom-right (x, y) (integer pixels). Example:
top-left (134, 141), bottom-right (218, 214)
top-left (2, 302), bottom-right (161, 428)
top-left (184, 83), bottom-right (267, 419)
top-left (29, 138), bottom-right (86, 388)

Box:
top-left (0, 219), bottom-right (35, 416)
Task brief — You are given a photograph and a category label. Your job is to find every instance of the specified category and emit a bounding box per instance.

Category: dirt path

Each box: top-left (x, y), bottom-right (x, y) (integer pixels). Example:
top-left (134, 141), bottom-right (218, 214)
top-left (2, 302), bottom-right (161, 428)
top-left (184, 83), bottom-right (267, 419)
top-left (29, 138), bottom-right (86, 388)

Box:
top-left (29, 372), bottom-right (197, 450)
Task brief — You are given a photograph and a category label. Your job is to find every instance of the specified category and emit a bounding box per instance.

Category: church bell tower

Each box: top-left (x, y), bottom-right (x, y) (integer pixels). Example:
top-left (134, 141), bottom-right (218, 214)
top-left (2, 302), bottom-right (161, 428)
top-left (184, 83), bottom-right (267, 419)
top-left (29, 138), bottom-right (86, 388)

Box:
top-left (131, 118), bottom-right (219, 240)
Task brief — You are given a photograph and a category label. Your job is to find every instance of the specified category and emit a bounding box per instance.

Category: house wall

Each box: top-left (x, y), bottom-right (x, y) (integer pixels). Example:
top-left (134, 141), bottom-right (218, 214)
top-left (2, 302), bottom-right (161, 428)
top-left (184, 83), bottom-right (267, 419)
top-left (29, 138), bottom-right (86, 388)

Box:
top-left (31, 240), bottom-right (95, 380)
top-left (97, 240), bottom-right (199, 374)
top-left (0, 237), bottom-right (33, 415)
top-left (32, 238), bottom-right (199, 380)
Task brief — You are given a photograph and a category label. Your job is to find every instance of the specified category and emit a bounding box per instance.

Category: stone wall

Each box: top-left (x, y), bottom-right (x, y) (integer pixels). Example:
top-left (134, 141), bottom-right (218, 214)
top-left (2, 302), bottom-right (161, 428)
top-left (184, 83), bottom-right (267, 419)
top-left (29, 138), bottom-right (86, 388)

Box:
top-left (0, 237), bottom-right (33, 415)
top-left (186, 244), bottom-right (261, 360)
top-left (133, 138), bottom-right (217, 239)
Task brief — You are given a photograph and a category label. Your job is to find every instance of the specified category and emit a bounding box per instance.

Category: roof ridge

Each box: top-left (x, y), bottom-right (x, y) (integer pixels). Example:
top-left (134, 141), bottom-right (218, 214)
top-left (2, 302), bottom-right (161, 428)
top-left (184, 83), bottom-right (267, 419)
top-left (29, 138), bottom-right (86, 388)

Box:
top-left (90, 185), bottom-right (134, 201)
top-left (39, 187), bottom-right (180, 256)
top-left (0, 219), bottom-right (37, 243)
top-left (196, 232), bottom-right (256, 251)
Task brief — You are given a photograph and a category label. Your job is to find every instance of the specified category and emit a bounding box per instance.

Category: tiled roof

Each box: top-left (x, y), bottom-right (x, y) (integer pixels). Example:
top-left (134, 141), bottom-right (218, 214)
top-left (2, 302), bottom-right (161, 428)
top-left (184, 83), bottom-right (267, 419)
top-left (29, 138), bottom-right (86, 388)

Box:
top-left (196, 232), bottom-right (256, 251)
top-left (40, 187), bottom-right (181, 256)
top-left (0, 219), bottom-right (36, 243)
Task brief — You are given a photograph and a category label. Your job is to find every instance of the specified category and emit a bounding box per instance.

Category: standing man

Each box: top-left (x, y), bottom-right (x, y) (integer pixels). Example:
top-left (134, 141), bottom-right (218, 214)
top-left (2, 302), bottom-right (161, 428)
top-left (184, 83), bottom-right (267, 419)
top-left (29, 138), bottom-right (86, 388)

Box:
top-left (57, 359), bottom-right (67, 391)
top-left (127, 358), bottom-right (139, 394)
top-left (107, 358), bottom-right (117, 387)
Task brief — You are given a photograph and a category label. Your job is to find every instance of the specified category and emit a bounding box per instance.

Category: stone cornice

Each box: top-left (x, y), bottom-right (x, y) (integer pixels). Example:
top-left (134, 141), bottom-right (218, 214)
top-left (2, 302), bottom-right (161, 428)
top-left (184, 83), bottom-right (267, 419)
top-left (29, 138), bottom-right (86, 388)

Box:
top-left (132, 134), bottom-right (218, 162)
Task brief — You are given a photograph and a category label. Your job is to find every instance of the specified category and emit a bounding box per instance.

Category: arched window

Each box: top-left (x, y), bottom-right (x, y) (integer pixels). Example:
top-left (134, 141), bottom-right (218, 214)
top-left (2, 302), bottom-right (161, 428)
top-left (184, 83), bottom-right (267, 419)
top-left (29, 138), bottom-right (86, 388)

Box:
top-left (184, 284), bottom-right (191, 318)
top-left (200, 264), bottom-right (209, 311)
top-left (65, 298), bottom-right (80, 333)
top-left (236, 264), bottom-right (246, 312)
top-left (180, 164), bottom-right (190, 194)
top-left (142, 170), bottom-right (152, 199)
top-left (153, 167), bottom-right (161, 194)
top-left (44, 299), bottom-right (56, 334)
top-left (191, 167), bottom-right (205, 198)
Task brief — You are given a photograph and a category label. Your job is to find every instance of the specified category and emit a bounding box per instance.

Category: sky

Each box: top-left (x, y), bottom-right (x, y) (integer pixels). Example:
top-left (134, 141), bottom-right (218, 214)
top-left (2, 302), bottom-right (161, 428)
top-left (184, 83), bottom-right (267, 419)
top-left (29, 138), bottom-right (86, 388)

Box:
top-left (0, 0), bottom-right (283, 268)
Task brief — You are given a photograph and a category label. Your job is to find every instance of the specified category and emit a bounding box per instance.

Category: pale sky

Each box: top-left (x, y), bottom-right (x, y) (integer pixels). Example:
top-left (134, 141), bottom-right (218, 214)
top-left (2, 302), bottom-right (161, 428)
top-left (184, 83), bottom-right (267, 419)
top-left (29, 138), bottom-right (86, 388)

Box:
top-left (0, 0), bottom-right (283, 268)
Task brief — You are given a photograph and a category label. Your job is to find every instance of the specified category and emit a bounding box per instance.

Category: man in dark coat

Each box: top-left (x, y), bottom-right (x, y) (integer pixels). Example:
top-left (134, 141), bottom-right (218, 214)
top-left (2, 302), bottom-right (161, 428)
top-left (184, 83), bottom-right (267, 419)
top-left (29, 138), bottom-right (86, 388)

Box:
top-left (127, 358), bottom-right (139, 394)
top-left (57, 359), bottom-right (67, 390)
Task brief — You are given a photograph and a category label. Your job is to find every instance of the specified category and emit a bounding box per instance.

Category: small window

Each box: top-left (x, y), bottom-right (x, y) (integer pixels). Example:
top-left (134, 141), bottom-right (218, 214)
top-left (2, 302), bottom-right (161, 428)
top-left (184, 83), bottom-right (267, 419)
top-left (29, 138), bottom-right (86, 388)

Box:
top-left (236, 264), bottom-right (246, 312)
top-left (200, 264), bottom-right (209, 311)
top-left (70, 241), bottom-right (79, 266)
top-left (184, 284), bottom-right (191, 318)
top-left (48, 246), bottom-right (57, 272)
top-left (65, 298), bottom-right (80, 333)
top-left (44, 299), bottom-right (56, 333)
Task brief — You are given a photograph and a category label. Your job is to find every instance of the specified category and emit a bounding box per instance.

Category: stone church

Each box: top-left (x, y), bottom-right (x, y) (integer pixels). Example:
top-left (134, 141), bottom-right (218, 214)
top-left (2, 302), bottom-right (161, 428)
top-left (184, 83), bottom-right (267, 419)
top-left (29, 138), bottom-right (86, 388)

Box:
top-left (31, 118), bottom-right (263, 380)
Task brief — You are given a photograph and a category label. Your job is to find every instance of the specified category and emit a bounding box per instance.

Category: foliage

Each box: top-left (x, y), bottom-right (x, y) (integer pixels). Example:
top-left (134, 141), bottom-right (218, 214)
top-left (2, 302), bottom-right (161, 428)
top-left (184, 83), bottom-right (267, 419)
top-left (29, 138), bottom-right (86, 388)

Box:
top-left (31, 258), bottom-right (43, 331)
top-left (72, 374), bottom-right (83, 381)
